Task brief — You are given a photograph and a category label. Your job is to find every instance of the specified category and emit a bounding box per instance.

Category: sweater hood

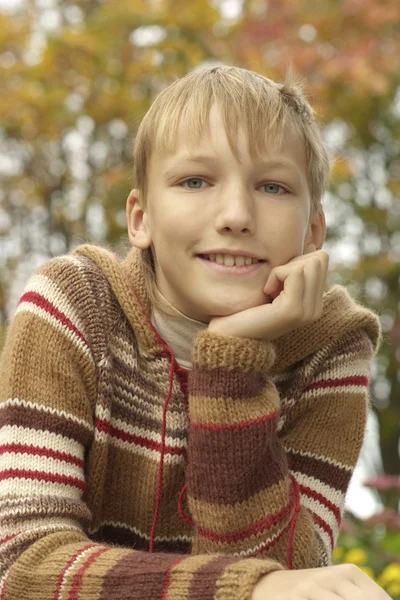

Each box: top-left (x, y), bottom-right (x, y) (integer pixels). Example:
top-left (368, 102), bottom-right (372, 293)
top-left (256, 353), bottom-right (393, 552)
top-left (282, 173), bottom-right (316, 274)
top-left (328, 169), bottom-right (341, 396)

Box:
top-left (73, 244), bottom-right (382, 373)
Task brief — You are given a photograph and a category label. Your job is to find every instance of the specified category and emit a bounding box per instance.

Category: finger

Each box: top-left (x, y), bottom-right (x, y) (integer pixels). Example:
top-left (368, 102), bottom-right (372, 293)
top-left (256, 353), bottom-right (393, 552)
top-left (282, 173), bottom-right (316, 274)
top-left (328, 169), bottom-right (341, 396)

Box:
top-left (302, 260), bottom-right (322, 318)
top-left (263, 266), bottom-right (286, 298)
top-left (316, 253), bottom-right (330, 309)
top-left (281, 265), bottom-right (306, 314)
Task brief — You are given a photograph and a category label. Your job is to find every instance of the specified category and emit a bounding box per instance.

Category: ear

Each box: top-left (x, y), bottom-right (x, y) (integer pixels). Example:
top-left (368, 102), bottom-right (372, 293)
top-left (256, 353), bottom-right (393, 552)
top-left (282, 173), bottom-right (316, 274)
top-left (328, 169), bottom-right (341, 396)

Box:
top-left (303, 207), bottom-right (327, 254)
top-left (126, 189), bottom-right (152, 249)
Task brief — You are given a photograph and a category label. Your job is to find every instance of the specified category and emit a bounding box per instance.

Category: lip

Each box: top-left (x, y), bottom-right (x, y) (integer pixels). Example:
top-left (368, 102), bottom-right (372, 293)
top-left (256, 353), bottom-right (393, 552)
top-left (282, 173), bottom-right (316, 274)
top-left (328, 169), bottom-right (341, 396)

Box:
top-left (199, 249), bottom-right (264, 260)
top-left (197, 256), bottom-right (264, 276)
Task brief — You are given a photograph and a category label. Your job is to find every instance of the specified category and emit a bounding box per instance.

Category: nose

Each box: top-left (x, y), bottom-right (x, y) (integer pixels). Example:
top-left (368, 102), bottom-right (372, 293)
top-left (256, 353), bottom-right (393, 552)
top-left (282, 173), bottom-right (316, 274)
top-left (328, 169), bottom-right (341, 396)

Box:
top-left (214, 183), bottom-right (256, 234)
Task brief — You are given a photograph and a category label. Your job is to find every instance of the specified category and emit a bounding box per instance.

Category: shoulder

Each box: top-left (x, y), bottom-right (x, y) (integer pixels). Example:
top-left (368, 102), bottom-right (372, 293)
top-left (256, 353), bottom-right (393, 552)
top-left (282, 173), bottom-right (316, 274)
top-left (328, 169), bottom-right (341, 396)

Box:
top-left (15, 244), bottom-right (116, 360)
top-left (322, 284), bottom-right (382, 354)
top-left (272, 284), bottom-right (382, 375)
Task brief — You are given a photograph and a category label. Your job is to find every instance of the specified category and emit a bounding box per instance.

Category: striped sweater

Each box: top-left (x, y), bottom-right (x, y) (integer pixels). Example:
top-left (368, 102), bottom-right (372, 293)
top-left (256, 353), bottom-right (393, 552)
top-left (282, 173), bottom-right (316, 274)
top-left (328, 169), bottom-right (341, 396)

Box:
top-left (0, 243), bottom-right (382, 600)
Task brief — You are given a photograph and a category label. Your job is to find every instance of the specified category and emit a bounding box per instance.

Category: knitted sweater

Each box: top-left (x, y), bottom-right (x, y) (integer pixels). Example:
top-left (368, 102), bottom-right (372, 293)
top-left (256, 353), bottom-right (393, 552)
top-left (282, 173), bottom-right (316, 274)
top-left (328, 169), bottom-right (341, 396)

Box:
top-left (0, 243), bottom-right (382, 600)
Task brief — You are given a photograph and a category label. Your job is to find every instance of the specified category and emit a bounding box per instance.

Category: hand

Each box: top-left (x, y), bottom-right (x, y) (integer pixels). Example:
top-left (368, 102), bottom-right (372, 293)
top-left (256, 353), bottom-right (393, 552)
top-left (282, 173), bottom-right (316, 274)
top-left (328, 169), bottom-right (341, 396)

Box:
top-left (208, 249), bottom-right (329, 342)
top-left (252, 565), bottom-right (392, 600)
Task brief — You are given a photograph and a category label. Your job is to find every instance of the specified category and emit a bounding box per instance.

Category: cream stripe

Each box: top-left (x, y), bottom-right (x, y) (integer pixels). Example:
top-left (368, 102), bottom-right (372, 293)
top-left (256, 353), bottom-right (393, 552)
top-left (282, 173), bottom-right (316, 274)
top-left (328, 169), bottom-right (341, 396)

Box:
top-left (0, 478), bottom-right (83, 499)
top-left (0, 425), bottom-right (82, 458)
top-left (301, 385), bottom-right (368, 401)
top-left (301, 495), bottom-right (340, 539)
top-left (0, 452), bottom-right (84, 480)
top-left (313, 523), bottom-right (333, 555)
top-left (292, 471), bottom-right (344, 508)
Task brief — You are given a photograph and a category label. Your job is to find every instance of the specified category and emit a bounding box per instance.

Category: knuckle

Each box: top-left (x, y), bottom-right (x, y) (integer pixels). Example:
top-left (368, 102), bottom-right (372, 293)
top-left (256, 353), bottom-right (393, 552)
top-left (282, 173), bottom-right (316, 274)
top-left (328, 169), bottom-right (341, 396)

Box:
top-left (340, 563), bottom-right (361, 577)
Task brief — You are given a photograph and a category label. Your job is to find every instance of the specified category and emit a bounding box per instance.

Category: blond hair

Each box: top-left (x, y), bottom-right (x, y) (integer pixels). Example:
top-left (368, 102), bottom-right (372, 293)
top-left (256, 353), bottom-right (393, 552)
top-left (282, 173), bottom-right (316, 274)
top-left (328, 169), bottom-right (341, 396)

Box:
top-left (131, 64), bottom-right (330, 317)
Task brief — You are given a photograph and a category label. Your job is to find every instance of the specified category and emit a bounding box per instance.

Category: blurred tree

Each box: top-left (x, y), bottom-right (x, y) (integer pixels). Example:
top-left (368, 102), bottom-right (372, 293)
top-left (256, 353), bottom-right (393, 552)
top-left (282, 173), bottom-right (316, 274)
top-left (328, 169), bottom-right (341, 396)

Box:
top-left (0, 0), bottom-right (399, 479)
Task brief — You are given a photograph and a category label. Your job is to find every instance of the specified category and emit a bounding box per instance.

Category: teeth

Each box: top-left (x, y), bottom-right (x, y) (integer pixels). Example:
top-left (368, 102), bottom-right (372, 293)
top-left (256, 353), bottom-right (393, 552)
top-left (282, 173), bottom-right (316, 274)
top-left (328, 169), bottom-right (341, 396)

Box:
top-left (205, 254), bottom-right (260, 266)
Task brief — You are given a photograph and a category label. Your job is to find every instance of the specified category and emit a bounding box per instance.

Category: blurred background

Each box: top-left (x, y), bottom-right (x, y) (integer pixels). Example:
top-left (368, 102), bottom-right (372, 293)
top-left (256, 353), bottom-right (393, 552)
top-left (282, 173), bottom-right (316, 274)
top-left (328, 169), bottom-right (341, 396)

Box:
top-left (0, 0), bottom-right (399, 592)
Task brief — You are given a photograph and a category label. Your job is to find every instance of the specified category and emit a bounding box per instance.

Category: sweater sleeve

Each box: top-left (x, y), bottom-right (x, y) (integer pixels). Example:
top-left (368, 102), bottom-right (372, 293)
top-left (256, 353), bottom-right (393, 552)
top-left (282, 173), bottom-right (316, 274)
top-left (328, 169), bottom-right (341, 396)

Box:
top-left (186, 327), bottom-right (376, 569)
top-left (0, 257), bottom-right (283, 600)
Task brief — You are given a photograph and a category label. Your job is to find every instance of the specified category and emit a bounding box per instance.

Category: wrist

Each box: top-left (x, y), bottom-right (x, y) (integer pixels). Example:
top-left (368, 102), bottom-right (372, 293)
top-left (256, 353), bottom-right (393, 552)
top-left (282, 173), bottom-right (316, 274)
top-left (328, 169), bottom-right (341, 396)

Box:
top-left (192, 329), bottom-right (276, 373)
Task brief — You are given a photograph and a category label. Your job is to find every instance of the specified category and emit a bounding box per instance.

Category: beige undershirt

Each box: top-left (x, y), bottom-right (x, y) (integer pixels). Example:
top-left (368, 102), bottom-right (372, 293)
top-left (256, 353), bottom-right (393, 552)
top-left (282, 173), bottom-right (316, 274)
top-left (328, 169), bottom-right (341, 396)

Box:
top-left (150, 289), bottom-right (208, 370)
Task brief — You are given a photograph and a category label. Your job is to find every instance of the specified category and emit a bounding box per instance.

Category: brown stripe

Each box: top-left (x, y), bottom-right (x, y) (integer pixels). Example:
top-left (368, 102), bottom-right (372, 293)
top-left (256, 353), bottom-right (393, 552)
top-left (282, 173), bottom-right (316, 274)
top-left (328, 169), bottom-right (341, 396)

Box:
top-left (189, 367), bottom-right (265, 399)
top-left (91, 444), bottom-right (191, 540)
top-left (91, 524), bottom-right (191, 554)
top-left (286, 449), bottom-right (349, 492)
top-left (187, 555), bottom-right (238, 600)
top-left (286, 391), bottom-right (367, 464)
top-left (187, 421), bottom-right (287, 503)
top-left (111, 396), bottom-right (187, 441)
top-left (0, 403), bottom-right (92, 445)
top-left (165, 555), bottom-right (216, 600)
top-left (188, 478), bottom-right (290, 533)
top-left (100, 549), bottom-right (186, 600)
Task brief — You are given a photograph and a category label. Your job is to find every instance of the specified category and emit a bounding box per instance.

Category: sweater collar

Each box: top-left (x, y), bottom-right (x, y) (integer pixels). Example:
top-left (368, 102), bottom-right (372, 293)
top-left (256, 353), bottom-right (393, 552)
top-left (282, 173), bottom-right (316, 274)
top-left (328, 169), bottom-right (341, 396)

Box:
top-left (150, 288), bottom-right (207, 370)
top-left (73, 244), bottom-right (382, 374)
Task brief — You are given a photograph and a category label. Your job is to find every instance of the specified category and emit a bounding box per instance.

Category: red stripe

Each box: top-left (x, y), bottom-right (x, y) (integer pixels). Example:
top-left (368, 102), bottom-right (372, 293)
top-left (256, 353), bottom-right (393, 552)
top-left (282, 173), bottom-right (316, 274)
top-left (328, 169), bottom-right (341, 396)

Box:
top-left (96, 419), bottom-right (185, 456)
top-left (68, 547), bottom-right (109, 599)
top-left (197, 494), bottom-right (294, 544)
top-left (299, 483), bottom-right (341, 524)
top-left (160, 557), bottom-right (188, 600)
top-left (306, 375), bottom-right (369, 391)
top-left (0, 443), bottom-right (83, 468)
top-left (191, 409), bottom-right (280, 431)
top-left (0, 532), bottom-right (20, 546)
top-left (53, 544), bottom-right (96, 600)
top-left (0, 468), bottom-right (86, 491)
top-left (309, 510), bottom-right (334, 548)
top-left (19, 291), bottom-right (89, 347)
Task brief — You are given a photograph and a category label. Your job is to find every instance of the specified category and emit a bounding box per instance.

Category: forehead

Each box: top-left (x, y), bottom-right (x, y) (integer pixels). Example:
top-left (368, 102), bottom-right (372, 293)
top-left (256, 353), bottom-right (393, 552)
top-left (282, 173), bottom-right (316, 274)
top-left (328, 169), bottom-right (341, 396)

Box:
top-left (152, 103), bottom-right (307, 175)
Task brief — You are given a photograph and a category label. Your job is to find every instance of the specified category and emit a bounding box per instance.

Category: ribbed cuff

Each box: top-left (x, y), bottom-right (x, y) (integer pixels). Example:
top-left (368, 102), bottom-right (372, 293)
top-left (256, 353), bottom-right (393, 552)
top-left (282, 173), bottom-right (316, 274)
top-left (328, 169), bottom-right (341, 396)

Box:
top-left (191, 330), bottom-right (276, 373)
top-left (217, 557), bottom-right (284, 600)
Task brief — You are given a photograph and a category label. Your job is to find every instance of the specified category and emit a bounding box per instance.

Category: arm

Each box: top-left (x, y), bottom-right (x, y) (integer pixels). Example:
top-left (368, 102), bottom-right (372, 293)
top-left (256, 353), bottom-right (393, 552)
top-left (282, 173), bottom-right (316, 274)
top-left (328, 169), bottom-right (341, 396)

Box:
top-left (0, 257), bottom-right (283, 600)
top-left (186, 326), bottom-right (374, 569)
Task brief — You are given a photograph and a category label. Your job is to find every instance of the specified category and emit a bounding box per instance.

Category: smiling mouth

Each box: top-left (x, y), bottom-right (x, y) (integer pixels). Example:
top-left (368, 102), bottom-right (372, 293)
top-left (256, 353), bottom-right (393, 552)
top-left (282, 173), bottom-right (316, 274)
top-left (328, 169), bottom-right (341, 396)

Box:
top-left (198, 254), bottom-right (265, 265)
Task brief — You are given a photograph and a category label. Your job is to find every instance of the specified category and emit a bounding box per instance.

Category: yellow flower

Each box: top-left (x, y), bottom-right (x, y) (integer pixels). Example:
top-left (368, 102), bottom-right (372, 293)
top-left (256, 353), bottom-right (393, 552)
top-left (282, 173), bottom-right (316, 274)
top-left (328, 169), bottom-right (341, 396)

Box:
top-left (378, 563), bottom-right (400, 587)
top-left (344, 548), bottom-right (368, 565)
top-left (387, 581), bottom-right (400, 596)
top-left (332, 547), bottom-right (344, 561)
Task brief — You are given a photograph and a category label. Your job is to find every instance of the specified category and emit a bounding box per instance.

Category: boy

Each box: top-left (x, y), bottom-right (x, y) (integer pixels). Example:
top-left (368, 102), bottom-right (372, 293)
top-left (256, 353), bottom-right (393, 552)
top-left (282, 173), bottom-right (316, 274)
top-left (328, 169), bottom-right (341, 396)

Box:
top-left (0, 65), bottom-right (389, 600)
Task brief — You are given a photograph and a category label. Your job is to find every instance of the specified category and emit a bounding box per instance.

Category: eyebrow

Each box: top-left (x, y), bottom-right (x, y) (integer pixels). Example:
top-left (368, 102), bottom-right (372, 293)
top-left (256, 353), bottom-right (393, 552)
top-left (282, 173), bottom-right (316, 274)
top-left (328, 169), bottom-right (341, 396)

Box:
top-left (163, 154), bottom-right (301, 179)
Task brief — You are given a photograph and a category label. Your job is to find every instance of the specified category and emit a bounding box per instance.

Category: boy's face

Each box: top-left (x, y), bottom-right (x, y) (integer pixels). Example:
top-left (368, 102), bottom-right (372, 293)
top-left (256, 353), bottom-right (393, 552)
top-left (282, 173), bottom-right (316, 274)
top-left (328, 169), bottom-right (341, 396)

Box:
top-left (127, 104), bottom-right (326, 323)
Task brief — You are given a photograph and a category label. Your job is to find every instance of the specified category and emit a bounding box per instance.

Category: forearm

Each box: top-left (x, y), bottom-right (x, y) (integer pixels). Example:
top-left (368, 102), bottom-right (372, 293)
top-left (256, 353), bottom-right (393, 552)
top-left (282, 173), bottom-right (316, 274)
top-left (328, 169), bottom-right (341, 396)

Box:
top-left (186, 330), bottom-right (316, 567)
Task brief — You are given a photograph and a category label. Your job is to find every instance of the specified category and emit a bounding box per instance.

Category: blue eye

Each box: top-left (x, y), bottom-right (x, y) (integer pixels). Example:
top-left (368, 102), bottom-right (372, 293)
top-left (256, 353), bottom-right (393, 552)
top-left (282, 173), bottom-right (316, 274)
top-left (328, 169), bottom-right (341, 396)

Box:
top-left (260, 183), bottom-right (286, 195)
top-left (182, 178), bottom-right (208, 189)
